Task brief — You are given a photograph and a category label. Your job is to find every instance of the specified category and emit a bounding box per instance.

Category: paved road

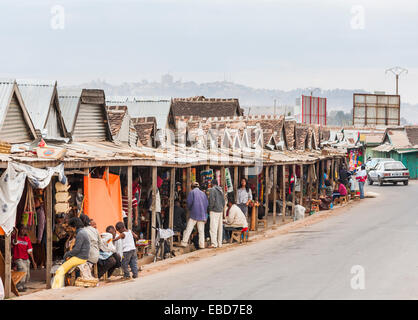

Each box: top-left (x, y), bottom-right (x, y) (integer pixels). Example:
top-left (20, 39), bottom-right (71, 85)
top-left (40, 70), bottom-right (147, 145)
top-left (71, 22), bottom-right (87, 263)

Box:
top-left (25, 181), bottom-right (418, 299)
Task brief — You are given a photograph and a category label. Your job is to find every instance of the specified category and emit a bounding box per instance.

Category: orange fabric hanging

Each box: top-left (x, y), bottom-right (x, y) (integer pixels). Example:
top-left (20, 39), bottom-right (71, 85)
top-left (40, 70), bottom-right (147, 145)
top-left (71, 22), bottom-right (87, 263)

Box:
top-left (83, 173), bottom-right (122, 233)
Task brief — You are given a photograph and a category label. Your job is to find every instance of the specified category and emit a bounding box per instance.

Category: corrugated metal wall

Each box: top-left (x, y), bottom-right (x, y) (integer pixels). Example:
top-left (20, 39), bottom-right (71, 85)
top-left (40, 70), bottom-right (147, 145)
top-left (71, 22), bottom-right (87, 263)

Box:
top-left (0, 93), bottom-right (32, 143)
top-left (45, 100), bottom-right (62, 138)
top-left (72, 103), bottom-right (107, 141)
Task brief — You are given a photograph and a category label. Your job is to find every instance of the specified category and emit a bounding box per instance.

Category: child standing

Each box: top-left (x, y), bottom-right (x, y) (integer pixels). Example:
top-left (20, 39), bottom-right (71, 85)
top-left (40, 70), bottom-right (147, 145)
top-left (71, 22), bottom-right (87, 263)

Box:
top-left (114, 222), bottom-right (138, 279)
top-left (12, 225), bottom-right (37, 292)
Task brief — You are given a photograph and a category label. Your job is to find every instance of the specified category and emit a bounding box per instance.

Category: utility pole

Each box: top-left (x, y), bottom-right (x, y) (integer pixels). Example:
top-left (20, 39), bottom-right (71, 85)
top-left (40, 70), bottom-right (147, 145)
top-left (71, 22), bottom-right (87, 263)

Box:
top-left (274, 99), bottom-right (276, 116)
top-left (386, 66), bottom-right (408, 95)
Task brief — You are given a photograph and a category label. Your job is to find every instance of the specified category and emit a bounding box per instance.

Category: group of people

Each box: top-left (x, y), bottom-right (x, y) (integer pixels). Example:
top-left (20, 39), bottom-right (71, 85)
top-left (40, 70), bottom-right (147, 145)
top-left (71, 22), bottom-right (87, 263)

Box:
top-left (51, 215), bottom-right (139, 289)
top-left (322, 164), bottom-right (368, 209)
top-left (179, 178), bottom-right (250, 249)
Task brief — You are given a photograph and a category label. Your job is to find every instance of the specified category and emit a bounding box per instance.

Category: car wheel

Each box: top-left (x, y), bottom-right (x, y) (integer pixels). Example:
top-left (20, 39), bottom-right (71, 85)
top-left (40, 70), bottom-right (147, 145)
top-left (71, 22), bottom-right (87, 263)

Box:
top-left (403, 180), bottom-right (409, 186)
top-left (368, 177), bottom-right (373, 185)
top-left (378, 177), bottom-right (384, 186)
top-left (393, 181), bottom-right (397, 185)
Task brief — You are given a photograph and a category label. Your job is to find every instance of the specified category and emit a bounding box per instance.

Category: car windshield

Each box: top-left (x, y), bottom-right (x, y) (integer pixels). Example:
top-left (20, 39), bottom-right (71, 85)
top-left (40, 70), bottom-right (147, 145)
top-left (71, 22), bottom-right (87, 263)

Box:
top-left (384, 162), bottom-right (406, 171)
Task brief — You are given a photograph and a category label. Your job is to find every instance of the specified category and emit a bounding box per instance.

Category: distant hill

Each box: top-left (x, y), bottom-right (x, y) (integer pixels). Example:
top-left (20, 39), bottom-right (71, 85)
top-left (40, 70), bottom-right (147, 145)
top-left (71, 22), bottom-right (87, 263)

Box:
top-left (65, 76), bottom-right (417, 124)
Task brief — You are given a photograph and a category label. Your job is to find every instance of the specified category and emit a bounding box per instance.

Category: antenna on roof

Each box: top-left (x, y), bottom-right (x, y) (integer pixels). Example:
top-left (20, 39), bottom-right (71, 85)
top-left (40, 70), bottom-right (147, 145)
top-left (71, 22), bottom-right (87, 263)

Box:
top-left (385, 66), bottom-right (408, 95)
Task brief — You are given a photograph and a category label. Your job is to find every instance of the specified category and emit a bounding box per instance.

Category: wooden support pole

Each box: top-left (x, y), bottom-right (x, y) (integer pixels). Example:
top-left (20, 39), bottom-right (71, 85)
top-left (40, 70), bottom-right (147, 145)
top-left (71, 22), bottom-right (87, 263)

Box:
top-left (45, 182), bottom-right (53, 288)
top-left (282, 165), bottom-right (286, 222)
top-left (234, 166), bottom-right (239, 201)
top-left (105, 166), bottom-right (109, 183)
top-left (127, 166), bottom-right (133, 231)
top-left (151, 166), bottom-right (157, 252)
top-left (264, 166), bottom-right (269, 219)
top-left (220, 167), bottom-right (226, 194)
top-left (315, 161), bottom-right (320, 198)
top-left (299, 164), bottom-right (304, 207)
top-left (272, 165), bottom-right (277, 225)
top-left (169, 167), bottom-right (175, 251)
top-left (186, 167), bottom-right (191, 194)
top-left (292, 164), bottom-right (296, 216)
top-left (186, 167), bottom-right (191, 219)
top-left (4, 233), bottom-right (11, 298)
top-left (308, 164), bottom-right (312, 212)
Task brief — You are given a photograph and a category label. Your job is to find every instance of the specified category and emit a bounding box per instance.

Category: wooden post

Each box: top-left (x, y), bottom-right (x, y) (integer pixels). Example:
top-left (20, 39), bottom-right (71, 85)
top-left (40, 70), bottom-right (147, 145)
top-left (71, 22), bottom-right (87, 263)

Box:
top-left (263, 166), bottom-right (269, 226)
top-left (4, 233), bottom-right (11, 298)
top-left (292, 164), bottom-right (296, 217)
top-left (186, 167), bottom-right (191, 219)
top-left (315, 161), bottom-right (320, 198)
top-left (105, 167), bottom-right (109, 183)
top-left (234, 166), bottom-right (239, 201)
top-left (220, 167), bottom-right (226, 194)
top-left (127, 166), bottom-right (133, 230)
top-left (169, 167), bottom-right (175, 251)
top-left (299, 164), bottom-right (304, 207)
top-left (272, 165), bottom-right (277, 225)
top-left (45, 182), bottom-right (53, 288)
top-left (282, 165), bottom-right (286, 222)
top-left (308, 164), bottom-right (312, 212)
top-left (151, 166), bottom-right (157, 252)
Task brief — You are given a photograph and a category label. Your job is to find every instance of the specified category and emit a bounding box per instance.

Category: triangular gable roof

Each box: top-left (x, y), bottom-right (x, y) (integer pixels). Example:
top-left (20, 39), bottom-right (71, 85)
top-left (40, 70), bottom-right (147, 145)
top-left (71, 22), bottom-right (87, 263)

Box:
top-left (0, 79), bottom-right (37, 143)
top-left (284, 119), bottom-right (296, 150)
top-left (59, 88), bottom-right (112, 141)
top-left (170, 97), bottom-right (242, 128)
top-left (295, 123), bottom-right (309, 150)
top-left (17, 79), bottom-right (67, 139)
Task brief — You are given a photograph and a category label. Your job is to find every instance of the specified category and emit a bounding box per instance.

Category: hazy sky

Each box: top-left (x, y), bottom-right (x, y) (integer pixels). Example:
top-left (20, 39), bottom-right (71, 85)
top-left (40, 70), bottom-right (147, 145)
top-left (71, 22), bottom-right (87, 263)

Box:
top-left (1, 0), bottom-right (418, 103)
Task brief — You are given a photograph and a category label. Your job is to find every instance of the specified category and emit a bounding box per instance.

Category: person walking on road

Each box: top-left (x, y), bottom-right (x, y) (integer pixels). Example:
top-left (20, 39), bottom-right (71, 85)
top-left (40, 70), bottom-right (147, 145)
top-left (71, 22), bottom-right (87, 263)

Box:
top-left (356, 165), bottom-right (367, 199)
top-left (208, 179), bottom-right (225, 248)
top-left (181, 182), bottom-right (209, 249)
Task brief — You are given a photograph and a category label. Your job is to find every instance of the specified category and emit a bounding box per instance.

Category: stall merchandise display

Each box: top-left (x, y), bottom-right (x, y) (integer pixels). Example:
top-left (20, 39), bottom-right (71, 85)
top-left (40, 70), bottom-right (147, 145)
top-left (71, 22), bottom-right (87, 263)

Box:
top-left (225, 168), bottom-right (233, 193)
top-left (200, 169), bottom-right (213, 185)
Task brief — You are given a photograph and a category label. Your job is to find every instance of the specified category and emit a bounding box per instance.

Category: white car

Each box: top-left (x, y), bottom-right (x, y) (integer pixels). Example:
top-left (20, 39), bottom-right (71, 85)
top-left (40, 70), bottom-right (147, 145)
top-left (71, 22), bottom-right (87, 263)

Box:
top-left (367, 161), bottom-right (410, 186)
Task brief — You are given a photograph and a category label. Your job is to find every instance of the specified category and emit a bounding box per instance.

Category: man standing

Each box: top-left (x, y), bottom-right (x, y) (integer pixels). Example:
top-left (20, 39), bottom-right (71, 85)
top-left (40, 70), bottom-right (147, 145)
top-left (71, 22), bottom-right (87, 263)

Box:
top-left (356, 165), bottom-right (367, 199)
top-left (208, 179), bottom-right (225, 248)
top-left (181, 182), bottom-right (208, 249)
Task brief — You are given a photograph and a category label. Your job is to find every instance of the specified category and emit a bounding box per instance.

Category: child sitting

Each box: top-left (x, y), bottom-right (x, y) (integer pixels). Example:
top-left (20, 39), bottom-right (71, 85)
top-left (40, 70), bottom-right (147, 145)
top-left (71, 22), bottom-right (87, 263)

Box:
top-left (114, 222), bottom-right (139, 280)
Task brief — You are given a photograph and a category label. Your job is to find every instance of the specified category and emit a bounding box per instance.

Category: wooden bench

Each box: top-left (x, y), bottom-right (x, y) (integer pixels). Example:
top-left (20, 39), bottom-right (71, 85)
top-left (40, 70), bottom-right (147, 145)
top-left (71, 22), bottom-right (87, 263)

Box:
top-left (0, 252), bottom-right (26, 297)
top-left (230, 228), bottom-right (249, 244)
top-left (257, 218), bottom-right (268, 229)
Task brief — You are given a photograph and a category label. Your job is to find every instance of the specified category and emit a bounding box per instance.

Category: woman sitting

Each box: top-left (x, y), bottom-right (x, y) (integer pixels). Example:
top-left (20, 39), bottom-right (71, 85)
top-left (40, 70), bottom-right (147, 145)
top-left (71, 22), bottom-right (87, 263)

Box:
top-left (52, 217), bottom-right (90, 289)
top-left (223, 196), bottom-right (248, 242)
top-left (332, 180), bottom-right (348, 202)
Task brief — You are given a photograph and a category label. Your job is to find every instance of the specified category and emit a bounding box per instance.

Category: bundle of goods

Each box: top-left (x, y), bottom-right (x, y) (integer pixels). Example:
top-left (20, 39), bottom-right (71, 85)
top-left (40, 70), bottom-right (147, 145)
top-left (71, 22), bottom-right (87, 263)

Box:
top-left (0, 141), bottom-right (11, 154)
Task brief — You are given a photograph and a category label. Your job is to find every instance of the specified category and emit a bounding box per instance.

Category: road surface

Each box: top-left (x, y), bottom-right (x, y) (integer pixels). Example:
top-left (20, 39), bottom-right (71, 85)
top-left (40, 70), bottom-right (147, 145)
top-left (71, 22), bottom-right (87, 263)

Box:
top-left (21, 181), bottom-right (418, 299)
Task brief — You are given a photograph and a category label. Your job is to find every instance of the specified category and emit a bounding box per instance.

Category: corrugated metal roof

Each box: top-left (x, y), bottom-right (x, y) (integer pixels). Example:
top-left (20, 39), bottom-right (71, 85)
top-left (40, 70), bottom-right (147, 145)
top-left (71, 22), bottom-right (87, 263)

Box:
top-left (0, 79), bottom-right (15, 128)
top-left (58, 88), bottom-right (82, 133)
top-left (372, 143), bottom-right (394, 152)
top-left (106, 96), bottom-right (171, 129)
top-left (16, 79), bottom-right (56, 130)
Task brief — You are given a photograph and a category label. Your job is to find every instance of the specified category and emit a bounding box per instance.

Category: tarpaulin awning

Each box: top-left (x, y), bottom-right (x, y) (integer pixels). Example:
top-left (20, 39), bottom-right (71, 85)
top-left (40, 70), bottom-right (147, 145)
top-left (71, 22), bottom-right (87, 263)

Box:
top-left (0, 162), bottom-right (66, 235)
top-left (83, 173), bottom-right (122, 233)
